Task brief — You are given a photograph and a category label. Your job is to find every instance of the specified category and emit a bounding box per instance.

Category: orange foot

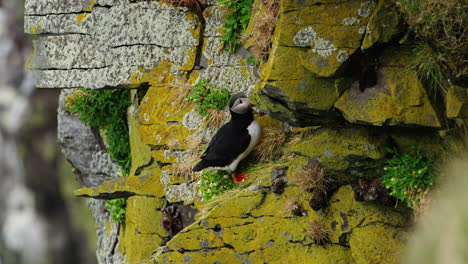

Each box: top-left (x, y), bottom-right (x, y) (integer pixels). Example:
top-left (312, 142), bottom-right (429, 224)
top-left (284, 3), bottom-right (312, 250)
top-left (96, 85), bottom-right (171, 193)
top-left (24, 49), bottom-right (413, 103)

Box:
top-left (231, 172), bottom-right (249, 184)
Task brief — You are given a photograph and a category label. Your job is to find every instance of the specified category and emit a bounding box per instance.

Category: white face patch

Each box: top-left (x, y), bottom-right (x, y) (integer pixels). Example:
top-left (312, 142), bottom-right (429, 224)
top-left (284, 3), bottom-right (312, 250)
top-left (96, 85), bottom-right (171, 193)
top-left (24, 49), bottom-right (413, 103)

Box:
top-left (230, 97), bottom-right (250, 114)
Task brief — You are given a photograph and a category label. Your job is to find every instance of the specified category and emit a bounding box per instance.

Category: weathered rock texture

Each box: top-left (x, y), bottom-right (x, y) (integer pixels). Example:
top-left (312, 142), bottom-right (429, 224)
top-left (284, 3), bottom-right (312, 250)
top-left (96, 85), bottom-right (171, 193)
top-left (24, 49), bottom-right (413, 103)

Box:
top-left (25, 0), bottom-right (462, 263)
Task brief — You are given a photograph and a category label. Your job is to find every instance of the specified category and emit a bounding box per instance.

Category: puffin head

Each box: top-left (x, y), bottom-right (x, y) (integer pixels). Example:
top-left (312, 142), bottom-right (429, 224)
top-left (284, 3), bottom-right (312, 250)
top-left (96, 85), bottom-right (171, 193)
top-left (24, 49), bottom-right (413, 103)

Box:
top-left (229, 92), bottom-right (253, 114)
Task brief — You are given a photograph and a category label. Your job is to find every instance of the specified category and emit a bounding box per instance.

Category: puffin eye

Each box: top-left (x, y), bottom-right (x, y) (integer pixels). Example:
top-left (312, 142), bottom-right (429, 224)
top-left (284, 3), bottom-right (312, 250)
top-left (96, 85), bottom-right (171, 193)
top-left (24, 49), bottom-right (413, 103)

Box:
top-left (239, 99), bottom-right (243, 104)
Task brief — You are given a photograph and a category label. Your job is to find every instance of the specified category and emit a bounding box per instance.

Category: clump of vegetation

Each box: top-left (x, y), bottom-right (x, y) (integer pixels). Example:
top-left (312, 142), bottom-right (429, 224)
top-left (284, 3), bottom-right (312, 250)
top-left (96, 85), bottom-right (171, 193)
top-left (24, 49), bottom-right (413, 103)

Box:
top-left (171, 153), bottom-right (199, 180)
top-left (206, 108), bottom-right (227, 129)
top-left (219, 0), bottom-right (254, 53)
top-left (169, 82), bottom-right (193, 108)
top-left (306, 221), bottom-right (330, 246)
top-left (291, 164), bottom-right (328, 194)
top-left (409, 43), bottom-right (446, 96)
top-left (105, 198), bottom-right (127, 225)
top-left (253, 127), bottom-right (288, 162)
top-left (186, 79), bottom-right (231, 117)
top-left (199, 170), bottom-right (237, 201)
top-left (382, 148), bottom-right (436, 209)
top-left (395, 0), bottom-right (467, 87)
top-left (248, 0), bottom-right (279, 60)
top-left (66, 88), bottom-right (131, 176)
top-left (186, 135), bottom-right (204, 149)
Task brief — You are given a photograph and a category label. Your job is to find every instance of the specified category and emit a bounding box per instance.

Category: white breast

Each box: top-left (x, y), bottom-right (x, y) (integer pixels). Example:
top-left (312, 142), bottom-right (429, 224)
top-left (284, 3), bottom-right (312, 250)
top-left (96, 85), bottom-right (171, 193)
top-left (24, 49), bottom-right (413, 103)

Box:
top-left (227, 119), bottom-right (261, 172)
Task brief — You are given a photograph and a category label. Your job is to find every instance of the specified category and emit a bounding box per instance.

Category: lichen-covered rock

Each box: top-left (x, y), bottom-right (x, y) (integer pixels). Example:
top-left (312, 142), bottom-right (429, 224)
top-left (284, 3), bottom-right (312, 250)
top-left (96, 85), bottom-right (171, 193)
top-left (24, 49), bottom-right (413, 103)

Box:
top-left (335, 48), bottom-right (441, 128)
top-left (25, 0), bottom-right (200, 88)
top-left (253, 0), bottom-right (403, 126)
top-left (361, 0), bottom-right (401, 50)
top-left (446, 85), bottom-right (468, 120)
top-left (74, 169), bottom-right (165, 199)
top-left (151, 184), bottom-right (408, 263)
top-left (254, 77), bottom-right (350, 126)
top-left (350, 224), bottom-right (408, 264)
top-left (275, 0), bottom-right (375, 77)
top-left (292, 127), bottom-right (387, 172)
top-left (89, 199), bottom-right (126, 264)
top-left (122, 196), bottom-right (167, 264)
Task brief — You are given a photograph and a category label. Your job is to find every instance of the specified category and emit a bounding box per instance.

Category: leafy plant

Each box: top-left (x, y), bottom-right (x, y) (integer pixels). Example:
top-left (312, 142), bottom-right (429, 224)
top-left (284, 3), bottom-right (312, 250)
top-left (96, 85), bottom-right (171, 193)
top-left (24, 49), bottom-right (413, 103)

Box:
top-left (105, 198), bottom-right (127, 225)
top-left (382, 148), bottom-right (435, 208)
top-left (66, 88), bottom-right (131, 176)
top-left (219, 0), bottom-right (254, 53)
top-left (186, 79), bottom-right (231, 116)
top-left (199, 170), bottom-right (237, 201)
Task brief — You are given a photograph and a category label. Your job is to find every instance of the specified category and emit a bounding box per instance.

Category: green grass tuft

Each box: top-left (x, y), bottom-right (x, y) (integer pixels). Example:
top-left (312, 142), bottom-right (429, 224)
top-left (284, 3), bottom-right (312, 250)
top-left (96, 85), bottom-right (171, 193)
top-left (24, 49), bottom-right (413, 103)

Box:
top-left (186, 79), bottom-right (231, 116)
top-left (219, 0), bottom-right (253, 53)
top-left (382, 147), bottom-right (436, 208)
top-left (199, 170), bottom-right (237, 201)
top-left (105, 198), bottom-right (127, 225)
top-left (409, 42), bottom-right (446, 97)
top-left (395, 0), bottom-right (467, 82)
top-left (66, 88), bottom-right (131, 176)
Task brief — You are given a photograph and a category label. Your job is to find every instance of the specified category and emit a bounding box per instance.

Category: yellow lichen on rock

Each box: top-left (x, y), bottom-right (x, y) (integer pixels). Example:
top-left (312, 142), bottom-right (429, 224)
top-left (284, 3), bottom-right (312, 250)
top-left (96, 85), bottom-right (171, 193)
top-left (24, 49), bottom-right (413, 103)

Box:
top-left (123, 196), bottom-right (167, 264)
top-left (335, 48), bottom-right (441, 128)
top-left (361, 0), bottom-right (401, 50)
top-left (350, 224), bottom-right (408, 264)
top-left (129, 62), bottom-right (177, 88)
top-left (446, 85), bottom-right (468, 120)
top-left (74, 166), bottom-right (165, 199)
top-left (292, 127), bottom-right (387, 170)
top-left (136, 86), bottom-right (198, 148)
top-left (76, 0), bottom-right (94, 24)
top-left (150, 170), bottom-right (409, 263)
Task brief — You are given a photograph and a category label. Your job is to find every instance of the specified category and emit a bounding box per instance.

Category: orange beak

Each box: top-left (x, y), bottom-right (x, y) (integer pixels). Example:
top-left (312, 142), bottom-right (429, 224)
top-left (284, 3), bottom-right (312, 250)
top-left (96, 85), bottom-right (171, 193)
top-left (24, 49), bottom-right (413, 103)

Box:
top-left (248, 103), bottom-right (254, 108)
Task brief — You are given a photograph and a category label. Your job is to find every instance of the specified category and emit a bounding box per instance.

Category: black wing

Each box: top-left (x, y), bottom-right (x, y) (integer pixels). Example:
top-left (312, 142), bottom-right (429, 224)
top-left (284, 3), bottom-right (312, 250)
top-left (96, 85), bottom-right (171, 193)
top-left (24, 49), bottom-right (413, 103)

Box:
top-left (193, 122), bottom-right (251, 171)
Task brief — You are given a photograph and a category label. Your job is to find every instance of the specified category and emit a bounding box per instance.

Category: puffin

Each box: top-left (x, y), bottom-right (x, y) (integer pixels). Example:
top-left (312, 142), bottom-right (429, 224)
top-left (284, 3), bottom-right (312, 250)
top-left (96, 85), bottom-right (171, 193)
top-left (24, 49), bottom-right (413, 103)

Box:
top-left (192, 92), bottom-right (261, 183)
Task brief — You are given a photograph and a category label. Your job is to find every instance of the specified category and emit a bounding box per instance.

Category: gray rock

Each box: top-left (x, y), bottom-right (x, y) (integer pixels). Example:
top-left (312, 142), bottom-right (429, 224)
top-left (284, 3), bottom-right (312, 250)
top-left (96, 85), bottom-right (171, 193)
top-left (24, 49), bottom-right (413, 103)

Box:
top-left (88, 199), bottom-right (125, 264)
top-left (26, 0), bottom-right (200, 89)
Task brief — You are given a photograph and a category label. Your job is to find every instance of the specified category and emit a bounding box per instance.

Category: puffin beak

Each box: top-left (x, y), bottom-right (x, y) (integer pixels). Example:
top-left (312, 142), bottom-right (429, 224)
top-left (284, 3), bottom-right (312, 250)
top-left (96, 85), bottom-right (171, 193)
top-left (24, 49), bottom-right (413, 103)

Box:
top-left (248, 103), bottom-right (254, 108)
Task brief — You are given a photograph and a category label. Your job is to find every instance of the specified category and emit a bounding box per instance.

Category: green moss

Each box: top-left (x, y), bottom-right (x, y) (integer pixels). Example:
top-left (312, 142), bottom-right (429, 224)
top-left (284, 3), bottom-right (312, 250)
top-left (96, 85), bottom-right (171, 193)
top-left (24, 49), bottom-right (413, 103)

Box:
top-left (186, 79), bottom-right (231, 116)
top-left (200, 170), bottom-right (237, 201)
top-left (105, 198), bottom-right (127, 225)
top-left (382, 148), bottom-right (435, 208)
top-left (66, 88), bottom-right (131, 176)
top-left (219, 0), bottom-right (253, 53)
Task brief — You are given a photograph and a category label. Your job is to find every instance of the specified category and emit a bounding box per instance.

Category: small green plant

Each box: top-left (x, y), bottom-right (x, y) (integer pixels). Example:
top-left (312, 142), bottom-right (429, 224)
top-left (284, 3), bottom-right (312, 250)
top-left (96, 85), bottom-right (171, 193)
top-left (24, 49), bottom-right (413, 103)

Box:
top-left (246, 56), bottom-right (260, 66)
top-left (105, 198), bottom-right (127, 225)
top-left (219, 0), bottom-right (254, 53)
top-left (66, 88), bottom-right (131, 176)
top-left (199, 170), bottom-right (237, 201)
top-left (186, 79), bottom-right (231, 116)
top-left (382, 148), bottom-right (435, 208)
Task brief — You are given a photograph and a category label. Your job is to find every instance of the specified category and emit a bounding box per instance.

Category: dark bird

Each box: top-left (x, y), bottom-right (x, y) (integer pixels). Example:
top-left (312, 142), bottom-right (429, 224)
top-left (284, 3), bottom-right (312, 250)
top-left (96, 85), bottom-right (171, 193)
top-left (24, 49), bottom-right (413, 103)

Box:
top-left (192, 92), bottom-right (261, 183)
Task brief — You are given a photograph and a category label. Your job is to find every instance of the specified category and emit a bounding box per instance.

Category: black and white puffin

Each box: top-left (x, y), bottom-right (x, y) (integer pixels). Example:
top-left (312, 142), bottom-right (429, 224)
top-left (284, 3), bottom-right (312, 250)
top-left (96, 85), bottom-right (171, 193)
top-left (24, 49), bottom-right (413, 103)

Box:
top-left (192, 92), bottom-right (261, 183)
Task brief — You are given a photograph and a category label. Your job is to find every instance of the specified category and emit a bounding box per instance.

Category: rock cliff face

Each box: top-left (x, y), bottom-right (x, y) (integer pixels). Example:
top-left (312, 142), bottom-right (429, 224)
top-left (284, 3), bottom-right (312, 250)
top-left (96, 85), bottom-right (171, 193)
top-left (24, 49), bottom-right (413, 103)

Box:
top-left (25, 0), bottom-right (462, 263)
